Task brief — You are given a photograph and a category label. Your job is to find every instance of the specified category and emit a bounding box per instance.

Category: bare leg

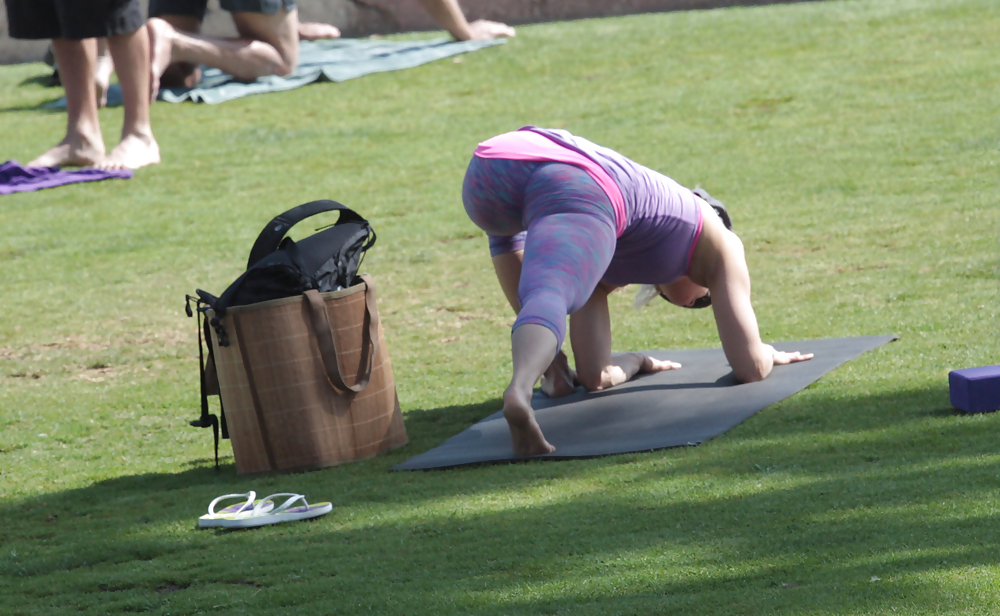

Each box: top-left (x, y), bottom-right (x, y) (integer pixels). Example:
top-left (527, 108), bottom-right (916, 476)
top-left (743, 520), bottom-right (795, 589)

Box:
top-left (150, 15), bottom-right (202, 92)
top-left (493, 250), bottom-right (576, 398)
top-left (503, 324), bottom-right (558, 457)
top-left (492, 250), bottom-right (524, 313)
top-left (97, 25), bottom-right (160, 170)
top-left (231, 9), bottom-right (299, 73)
top-left (94, 38), bottom-right (113, 108)
top-left (149, 9), bottom-right (298, 97)
top-left (298, 22), bottom-right (340, 40)
top-left (28, 39), bottom-right (105, 168)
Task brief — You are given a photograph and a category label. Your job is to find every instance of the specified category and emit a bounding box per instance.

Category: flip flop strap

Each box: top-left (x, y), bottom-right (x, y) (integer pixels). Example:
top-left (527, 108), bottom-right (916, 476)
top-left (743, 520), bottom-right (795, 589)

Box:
top-left (253, 493), bottom-right (306, 515)
top-left (208, 491), bottom-right (256, 516)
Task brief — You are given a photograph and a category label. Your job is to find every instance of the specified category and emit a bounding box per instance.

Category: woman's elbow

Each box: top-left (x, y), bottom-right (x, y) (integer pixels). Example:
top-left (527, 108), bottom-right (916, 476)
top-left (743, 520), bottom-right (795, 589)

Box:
top-left (734, 360), bottom-right (772, 384)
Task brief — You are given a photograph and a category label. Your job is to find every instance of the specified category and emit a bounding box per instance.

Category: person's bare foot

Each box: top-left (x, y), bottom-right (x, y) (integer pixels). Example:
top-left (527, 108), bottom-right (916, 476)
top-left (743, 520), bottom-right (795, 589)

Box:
top-left (503, 387), bottom-right (556, 457)
top-left (94, 47), bottom-right (114, 108)
top-left (94, 131), bottom-right (160, 170)
top-left (27, 133), bottom-right (105, 168)
top-left (147, 18), bottom-right (176, 101)
top-left (540, 350), bottom-right (577, 398)
top-left (298, 22), bottom-right (341, 41)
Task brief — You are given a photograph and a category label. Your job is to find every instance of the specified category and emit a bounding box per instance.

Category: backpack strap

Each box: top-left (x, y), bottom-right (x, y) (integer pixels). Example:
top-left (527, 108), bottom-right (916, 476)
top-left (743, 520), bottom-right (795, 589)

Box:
top-left (247, 200), bottom-right (367, 269)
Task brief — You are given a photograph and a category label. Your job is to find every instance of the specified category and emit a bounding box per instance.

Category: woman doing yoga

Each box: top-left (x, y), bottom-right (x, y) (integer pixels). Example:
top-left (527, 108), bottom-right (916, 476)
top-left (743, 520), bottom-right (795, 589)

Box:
top-left (462, 127), bottom-right (814, 457)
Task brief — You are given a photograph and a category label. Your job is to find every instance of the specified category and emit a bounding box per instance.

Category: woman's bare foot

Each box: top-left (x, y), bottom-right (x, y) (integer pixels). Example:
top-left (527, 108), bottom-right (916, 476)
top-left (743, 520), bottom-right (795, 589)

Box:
top-left (147, 18), bottom-right (176, 101)
top-left (95, 131), bottom-right (160, 170)
top-left (298, 22), bottom-right (341, 41)
top-left (27, 133), bottom-right (105, 168)
top-left (503, 387), bottom-right (556, 457)
top-left (540, 350), bottom-right (577, 398)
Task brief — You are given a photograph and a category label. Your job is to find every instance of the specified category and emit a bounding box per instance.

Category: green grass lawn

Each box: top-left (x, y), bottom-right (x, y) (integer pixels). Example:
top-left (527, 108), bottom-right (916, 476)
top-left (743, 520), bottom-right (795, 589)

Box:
top-left (1, 0), bottom-right (998, 613)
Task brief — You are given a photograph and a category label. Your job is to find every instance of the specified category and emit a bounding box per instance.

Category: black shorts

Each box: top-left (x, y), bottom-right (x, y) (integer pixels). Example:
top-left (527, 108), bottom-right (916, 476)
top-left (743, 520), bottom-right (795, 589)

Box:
top-left (4, 0), bottom-right (144, 40)
top-left (148, 0), bottom-right (295, 20)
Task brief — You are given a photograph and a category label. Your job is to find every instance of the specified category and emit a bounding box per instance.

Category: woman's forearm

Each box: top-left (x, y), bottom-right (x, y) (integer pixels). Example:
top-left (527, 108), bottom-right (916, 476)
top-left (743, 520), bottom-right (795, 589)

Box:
top-left (416, 0), bottom-right (473, 40)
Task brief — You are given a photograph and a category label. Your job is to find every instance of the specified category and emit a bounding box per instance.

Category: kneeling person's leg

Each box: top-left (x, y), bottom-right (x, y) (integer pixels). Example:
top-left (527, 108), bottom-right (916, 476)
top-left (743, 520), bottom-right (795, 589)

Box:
top-left (514, 163), bottom-right (617, 350)
top-left (229, 0), bottom-right (299, 76)
top-left (148, 0), bottom-right (207, 88)
top-left (149, 0), bottom-right (297, 88)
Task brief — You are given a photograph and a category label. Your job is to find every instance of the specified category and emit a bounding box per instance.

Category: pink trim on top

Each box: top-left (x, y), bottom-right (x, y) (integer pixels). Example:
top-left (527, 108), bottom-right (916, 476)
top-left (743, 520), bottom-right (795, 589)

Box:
top-left (474, 131), bottom-right (627, 237)
top-left (685, 202), bottom-right (704, 275)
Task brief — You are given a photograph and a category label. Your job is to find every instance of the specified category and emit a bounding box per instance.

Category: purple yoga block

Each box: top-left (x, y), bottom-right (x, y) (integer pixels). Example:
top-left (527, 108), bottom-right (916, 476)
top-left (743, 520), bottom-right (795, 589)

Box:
top-left (949, 365), bottom-right (1000, 413)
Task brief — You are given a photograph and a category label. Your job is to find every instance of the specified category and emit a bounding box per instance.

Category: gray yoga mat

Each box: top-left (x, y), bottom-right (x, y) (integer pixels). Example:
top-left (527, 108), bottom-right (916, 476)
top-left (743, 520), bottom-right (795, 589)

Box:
top-left (48, 37), bottom-right (505, 107)
top-left (393, 335), bottom-right (897, 470)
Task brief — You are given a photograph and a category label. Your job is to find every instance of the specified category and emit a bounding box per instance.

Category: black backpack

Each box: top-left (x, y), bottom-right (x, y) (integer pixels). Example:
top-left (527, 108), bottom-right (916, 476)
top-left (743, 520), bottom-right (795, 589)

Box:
top-left (184, 200), bottom-right (376, 466)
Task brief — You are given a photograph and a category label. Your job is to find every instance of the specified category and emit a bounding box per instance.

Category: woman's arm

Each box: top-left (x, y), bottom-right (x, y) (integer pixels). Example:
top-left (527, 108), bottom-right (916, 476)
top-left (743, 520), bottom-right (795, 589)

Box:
top-left (699, 217), bottom-right (813, 382)
top-left (570, 284), bottom-right (680, 391)
top-left (415, 0), bottom-right (516, 40)
top-left (707, 232), bottom-right (773, 382)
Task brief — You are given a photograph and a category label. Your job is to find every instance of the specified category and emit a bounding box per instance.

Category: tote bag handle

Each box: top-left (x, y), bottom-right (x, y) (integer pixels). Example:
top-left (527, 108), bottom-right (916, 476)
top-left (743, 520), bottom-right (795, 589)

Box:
top-left (304, 274), bottom-right (380, 394)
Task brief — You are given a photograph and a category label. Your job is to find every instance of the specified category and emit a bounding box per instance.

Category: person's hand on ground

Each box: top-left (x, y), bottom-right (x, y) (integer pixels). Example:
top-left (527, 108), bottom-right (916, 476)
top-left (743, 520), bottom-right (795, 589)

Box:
top-left (766, 345), bottom-right (814, 365)
top-left (639, 355), bottom-right (682, 374)
top-left (466, 19), bottom-right (516, 40)
top-left (298, 22), bottom-right (341, 41)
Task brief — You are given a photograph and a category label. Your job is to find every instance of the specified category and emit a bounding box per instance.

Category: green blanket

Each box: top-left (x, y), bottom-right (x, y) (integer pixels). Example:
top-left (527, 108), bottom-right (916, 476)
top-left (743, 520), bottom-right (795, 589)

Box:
top-left (51, 37), bottom-right (505, 107)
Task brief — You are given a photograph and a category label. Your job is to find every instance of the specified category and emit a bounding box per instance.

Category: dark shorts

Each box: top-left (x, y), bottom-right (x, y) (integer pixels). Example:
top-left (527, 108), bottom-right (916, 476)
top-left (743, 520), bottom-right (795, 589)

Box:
top-left (4, 0), bottom-right (144, 40)
top-left (148, 0), bottom-right (295, 20)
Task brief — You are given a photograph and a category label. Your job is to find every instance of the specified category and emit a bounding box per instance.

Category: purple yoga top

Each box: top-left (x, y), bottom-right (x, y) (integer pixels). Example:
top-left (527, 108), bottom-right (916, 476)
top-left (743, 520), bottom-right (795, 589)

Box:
top-left (475, 127), bottom-right (704, 286)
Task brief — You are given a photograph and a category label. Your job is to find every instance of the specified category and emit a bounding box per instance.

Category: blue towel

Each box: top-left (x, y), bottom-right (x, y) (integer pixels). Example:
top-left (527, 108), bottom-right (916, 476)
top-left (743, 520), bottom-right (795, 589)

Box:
top-left (49, 37), bottom-right (504, 107)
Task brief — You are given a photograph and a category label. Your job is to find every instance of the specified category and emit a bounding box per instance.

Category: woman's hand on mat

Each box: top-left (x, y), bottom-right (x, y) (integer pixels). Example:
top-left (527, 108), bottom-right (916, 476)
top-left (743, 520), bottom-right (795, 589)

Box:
top-left (766, 345), bottom-right (815, 365)
top-left (639, 354), bottom-right (682, 374)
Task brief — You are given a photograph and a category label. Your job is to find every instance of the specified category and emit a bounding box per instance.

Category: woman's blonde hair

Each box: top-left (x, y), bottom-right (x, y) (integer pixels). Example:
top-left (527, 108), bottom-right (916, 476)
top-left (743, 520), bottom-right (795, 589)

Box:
top-left (633, 284), bottom-right (659, 312)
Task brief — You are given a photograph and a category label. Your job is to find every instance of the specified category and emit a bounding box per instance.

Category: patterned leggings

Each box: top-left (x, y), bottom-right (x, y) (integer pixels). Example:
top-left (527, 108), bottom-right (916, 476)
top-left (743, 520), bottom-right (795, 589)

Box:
top-left (461, 156), bottom-right (617, 348)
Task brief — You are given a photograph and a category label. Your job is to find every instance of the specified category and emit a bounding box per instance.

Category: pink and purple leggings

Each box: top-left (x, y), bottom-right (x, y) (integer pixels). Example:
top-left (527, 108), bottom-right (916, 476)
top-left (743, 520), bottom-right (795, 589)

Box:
top-left (462, 155), bottom-right (617, 348)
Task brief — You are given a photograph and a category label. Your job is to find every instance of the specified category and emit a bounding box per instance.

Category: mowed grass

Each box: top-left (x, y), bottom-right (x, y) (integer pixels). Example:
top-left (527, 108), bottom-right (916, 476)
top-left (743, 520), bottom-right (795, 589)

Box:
top-left (0, 0), bottom-right (998, 613)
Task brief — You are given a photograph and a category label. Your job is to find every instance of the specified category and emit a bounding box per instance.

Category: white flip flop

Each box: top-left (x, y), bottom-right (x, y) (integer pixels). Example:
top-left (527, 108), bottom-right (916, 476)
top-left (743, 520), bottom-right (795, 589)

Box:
top-left (216, 493), bottom-right (333, 529)
top-left (198, 491), bottom-right (274, 528)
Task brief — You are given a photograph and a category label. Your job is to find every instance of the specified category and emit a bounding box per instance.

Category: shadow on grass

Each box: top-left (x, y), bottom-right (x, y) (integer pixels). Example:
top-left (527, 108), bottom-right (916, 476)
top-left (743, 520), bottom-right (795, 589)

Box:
top-left (2, 385), bottom-right (998, 614)
top-left (0, 100), bottom-right (64, 114)
top-left (18, 72), bottom-right (57, 88)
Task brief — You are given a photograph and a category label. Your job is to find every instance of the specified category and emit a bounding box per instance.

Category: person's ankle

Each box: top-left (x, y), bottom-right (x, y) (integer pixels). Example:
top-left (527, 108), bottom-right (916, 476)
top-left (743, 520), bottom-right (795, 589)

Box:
top-left (65, 130), bottom-right (105, 154)
top-left (121, 124), bottom-right (156, 143)
top-left (502, 385), bottom-right (531, 411)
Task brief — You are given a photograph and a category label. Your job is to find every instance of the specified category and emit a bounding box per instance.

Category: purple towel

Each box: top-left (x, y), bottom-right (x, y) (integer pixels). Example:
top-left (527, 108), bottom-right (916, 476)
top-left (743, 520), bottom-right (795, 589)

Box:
top-left (0, 160), bottom-right (132, 195)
